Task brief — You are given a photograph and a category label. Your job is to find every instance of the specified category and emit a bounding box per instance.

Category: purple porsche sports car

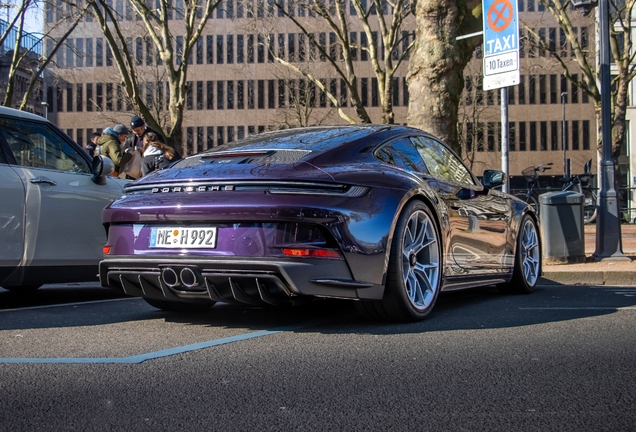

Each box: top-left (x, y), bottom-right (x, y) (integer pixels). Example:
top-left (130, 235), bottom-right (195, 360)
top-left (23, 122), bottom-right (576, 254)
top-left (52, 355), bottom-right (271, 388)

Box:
top-left (99, 125), bottom-right (541, 322)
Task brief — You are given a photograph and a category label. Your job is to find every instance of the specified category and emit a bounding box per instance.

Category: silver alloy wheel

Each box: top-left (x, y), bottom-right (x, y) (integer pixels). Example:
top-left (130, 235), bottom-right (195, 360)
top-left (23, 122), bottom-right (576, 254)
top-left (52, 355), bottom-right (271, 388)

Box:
top-left (401, 210), bottom-right (440, 310)
top-left (520, 218), bottom-right (540, 286)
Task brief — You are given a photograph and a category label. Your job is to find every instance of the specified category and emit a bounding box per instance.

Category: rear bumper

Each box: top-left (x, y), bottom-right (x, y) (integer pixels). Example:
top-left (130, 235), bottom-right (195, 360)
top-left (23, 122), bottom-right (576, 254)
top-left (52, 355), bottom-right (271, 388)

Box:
top-left (99, 256), bottom-right (384, 305)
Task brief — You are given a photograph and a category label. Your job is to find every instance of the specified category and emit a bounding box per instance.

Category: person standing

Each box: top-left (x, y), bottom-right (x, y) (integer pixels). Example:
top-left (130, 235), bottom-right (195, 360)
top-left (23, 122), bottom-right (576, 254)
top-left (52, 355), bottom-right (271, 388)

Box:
top-left (124, 115), bottom-right (164, 152)
top-left (141, 132), bottom-right (181, 176)
top-left (96, 125), bottom-right (134, 176)
top-left (85, 132), bottom-right (100, 157)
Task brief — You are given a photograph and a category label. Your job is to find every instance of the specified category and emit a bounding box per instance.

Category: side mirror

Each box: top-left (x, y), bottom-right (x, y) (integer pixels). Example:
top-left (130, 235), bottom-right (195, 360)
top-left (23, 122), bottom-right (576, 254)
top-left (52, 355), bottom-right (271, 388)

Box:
top-left (92, 155), bottom-right (115, 185)
top-left (482, 169), bottom-right (507, 189)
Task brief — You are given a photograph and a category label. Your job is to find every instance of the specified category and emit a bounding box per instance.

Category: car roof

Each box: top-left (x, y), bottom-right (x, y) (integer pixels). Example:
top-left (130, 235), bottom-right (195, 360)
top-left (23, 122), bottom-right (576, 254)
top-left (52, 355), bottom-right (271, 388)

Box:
top-left (0, 106), bottom-right (48, 122)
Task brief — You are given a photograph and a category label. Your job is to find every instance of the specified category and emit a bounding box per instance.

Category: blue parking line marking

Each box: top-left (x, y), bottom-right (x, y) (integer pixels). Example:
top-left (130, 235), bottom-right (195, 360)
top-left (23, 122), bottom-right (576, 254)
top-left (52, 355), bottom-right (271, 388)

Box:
top-left (0, 327), bottom-right (288, 364)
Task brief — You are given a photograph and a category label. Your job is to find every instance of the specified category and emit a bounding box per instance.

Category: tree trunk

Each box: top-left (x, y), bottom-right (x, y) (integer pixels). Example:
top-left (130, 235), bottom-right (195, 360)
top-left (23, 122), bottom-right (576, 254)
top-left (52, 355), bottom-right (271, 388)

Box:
top-left (612, 71), bottom-right (630, 160)
top-left (407, 0), bottom-right (481, 154)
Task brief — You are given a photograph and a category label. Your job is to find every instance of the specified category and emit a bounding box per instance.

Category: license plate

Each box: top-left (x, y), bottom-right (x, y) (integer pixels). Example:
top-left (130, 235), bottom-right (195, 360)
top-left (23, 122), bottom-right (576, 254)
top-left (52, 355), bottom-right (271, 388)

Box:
top-left (150, 227), bottom-right (217, 249)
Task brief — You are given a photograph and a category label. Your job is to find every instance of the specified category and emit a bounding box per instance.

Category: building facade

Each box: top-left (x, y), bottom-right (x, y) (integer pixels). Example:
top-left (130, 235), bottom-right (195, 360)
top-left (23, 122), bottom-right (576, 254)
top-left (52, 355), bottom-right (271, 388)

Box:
top-left (44, 0), bottom-right (598, 188)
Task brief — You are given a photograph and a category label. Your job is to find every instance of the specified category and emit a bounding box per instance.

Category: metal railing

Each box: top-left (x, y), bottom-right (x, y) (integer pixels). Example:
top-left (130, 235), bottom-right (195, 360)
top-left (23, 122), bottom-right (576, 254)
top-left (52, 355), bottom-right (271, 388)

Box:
top-left (0, 18), bottom-right (42, 55)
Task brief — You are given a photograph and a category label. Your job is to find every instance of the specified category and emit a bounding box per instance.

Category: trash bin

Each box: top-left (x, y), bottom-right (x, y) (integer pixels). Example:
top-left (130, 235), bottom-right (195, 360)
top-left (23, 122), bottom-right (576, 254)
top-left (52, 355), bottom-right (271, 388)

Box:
top-left (539, 191), bottom-right (585, 264)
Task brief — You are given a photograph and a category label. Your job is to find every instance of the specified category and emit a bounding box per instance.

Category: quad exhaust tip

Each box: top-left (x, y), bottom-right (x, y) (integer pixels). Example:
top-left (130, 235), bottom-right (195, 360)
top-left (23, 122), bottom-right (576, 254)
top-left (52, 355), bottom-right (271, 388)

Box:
top-left (161, 267), bottom-right (202, 289)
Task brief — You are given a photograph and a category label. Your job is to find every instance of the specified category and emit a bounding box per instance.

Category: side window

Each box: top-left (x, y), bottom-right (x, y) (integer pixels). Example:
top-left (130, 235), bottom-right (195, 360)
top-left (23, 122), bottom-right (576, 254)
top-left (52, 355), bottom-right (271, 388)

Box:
top-left (411, 136), bottom-right (475, 185)
top-left (0, 118), bottom-right (90, 174)
top-left (374, 137), bottom-right (427, 173)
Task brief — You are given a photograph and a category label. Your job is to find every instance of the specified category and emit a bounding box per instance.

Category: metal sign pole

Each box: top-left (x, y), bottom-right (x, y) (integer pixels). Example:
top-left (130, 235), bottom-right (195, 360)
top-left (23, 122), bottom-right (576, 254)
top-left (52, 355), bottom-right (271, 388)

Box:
top-left (501, 87), bottom-right (509, 193)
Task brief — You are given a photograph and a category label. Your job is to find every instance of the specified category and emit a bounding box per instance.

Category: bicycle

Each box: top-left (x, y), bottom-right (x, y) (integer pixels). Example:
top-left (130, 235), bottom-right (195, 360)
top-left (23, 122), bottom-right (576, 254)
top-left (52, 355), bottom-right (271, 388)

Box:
top-left (560, 159), bottom-right (597, 224)
top-left (514, 162), bottom-right (553, 217)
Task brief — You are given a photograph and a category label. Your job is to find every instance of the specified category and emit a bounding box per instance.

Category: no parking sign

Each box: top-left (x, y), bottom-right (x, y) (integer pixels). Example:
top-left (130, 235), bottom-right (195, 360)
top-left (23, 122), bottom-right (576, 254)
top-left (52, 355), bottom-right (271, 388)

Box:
top-left (482, 0), bottom-right (520, 90)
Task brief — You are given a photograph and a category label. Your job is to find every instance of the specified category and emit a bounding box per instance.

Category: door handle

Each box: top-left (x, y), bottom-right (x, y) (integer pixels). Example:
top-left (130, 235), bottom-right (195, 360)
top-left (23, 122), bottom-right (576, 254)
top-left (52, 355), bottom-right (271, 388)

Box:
top-left (29, 177), bottom-right (57, 186)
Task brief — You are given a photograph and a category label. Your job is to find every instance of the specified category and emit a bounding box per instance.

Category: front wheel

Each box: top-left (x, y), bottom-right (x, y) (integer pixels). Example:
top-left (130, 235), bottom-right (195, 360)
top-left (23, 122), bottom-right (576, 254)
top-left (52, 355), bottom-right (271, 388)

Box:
top-left (357, 201), bottom-right (442, 322)
top-left (499, 215), bottom-right (541, 294)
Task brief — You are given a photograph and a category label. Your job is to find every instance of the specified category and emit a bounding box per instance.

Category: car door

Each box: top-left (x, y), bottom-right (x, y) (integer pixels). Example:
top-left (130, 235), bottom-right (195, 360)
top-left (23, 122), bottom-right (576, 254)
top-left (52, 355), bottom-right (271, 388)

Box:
top-left (0, 141), bottom-right (25, 283)
top-left (0, 116), bottom-right (126, 271)
top-left (410, 136), bottom-right (510, 271)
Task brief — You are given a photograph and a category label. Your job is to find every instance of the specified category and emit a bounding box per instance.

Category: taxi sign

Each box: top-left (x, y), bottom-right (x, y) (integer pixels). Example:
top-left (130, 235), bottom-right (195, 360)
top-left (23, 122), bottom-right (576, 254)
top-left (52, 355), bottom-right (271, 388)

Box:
top-left (482, 0), bottom-right (520, 90)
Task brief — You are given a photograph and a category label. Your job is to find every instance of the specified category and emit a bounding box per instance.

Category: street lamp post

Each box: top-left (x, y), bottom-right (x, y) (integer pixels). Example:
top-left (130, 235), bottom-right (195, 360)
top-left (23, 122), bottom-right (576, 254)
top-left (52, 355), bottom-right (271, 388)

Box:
top-left (41, 101), bottom-right (48, 120)
top-left (561, 92), bottom-right (568, 178)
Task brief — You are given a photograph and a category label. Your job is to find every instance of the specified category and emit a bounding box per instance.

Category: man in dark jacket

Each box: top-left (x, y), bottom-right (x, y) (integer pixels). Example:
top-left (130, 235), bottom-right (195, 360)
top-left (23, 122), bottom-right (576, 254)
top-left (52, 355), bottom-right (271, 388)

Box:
top-left (124, 115), bottom-right (164, 151)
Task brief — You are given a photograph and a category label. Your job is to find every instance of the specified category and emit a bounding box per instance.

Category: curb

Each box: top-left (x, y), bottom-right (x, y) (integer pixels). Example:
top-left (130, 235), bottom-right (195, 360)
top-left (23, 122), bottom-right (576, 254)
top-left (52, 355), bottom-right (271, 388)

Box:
top-left (540, 271), bottom-right (636, 286)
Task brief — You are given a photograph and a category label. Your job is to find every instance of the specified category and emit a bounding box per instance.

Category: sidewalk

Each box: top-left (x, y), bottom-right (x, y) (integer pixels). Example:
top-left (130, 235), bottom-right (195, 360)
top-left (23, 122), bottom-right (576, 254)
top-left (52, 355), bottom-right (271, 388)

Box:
top-left (540, 223), bottom-right (636, 286)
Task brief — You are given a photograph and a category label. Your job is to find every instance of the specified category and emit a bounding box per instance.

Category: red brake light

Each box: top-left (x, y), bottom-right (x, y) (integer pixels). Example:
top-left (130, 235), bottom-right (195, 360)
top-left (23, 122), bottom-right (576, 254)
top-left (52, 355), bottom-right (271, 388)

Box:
top-left (103, 245), bottom-right (111, 255)
top-left (281, 248), bottom-right (341, 258)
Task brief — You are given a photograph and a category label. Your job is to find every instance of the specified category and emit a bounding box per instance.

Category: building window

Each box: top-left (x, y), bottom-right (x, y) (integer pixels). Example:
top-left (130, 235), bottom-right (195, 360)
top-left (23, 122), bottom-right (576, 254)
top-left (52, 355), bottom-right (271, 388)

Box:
top-left (186, 127), bottom-right (194, 155)
top-left (238, 125), bottom-right (245, 140)
top-left (257, 34), bottom-right (265, 63)
top-left (572, 120), bottom-right (580, 150)
top-left (186, 81), bottom-right (193, 110)
top-left (278, 79), bottom-right (285, 108)
top-left (196, 36), bottom-right (203, 64)
top-left (268, 79), bottom-right (275, 108)
top-left (371, 78), bottom-right (378, 107)
top-left (196, 81), bottom-right (203, 110)
top-left (217, 81), bottom-right (224, 109)
top-left (519, 122), bottom-right (526, 151)
top-left (207, 126), bottom-right (215, 148)
top-left (248, 80), bottom-right (255, 109)
top-left (217, 126), bottom-right (224, 145)
top-left (227, 35), bottom-right (234, 64)
top-left (288, 33), bottom-right (295, 62)
top-left (551, 121), bottom-right (558, 150)
top-left (529, 121), bottom-right (537, 151)
top-left (64, 84), bottom-right (72, 112)
top-left (237, 80), bottom-right (244, 109)
top-left (571, 75), bottom-right (579, 103)
top-left (341, 78), bottom-right (348, 107)
top-left (76, 84), bottom-right (83, 111)
top-left (248, 34), bottom-right (255, 63)
top-left (550, 74), bottom-right (557, 104)
top-left (487, 123), bottom-right (495, 151)
top-left (197, 127), bottom-right (204, 152)
top-left (268, 34), bottom-right (274, 62)
top-left (360, 32), bottom-right (368, 61)
top-left (583, 120), bottom-right (590, 150)
top-left (86, 83), bottom-right (93, 112)
top-left (207, 35), bottom-right (214, 63)
top-left (509, 122), bottom-right (516, 151)
top-left (106, 83), bottom-right (113, 111)
top-left (540, 121), bottom-right (547, 151)
top-left (66, 40), bottom-right (74, 68)
top-left (257, 80), bottom-right (264, 108)
top-left (237, 34), bottom-right (244, 63)
top-left (361, 78), bottom-right (368, 106)
top-left (207, 81), bottom-right (214, 109)
top-left (539, 75), bottom-right (546, 104)
top-left (278, 33), bottom-right (285, 60)
top-left (227, 80), bottom-right (234, 109)
top-left (298, 33), bottom-right (306, 61)
top-left (529, 75), bottom-right (536, 104)
top-left (228, 126), bottom-right (235, 142)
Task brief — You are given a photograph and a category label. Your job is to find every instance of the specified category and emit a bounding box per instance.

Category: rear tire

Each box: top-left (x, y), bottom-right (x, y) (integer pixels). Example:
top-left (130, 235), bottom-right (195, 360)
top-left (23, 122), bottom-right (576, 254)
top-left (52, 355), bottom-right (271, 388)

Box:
top-left (499, 215), bottom-right (541, 294)
top-left (144, 298), bottom-right (215, 312)
top-left (358, 201), bottom-right (442, 322)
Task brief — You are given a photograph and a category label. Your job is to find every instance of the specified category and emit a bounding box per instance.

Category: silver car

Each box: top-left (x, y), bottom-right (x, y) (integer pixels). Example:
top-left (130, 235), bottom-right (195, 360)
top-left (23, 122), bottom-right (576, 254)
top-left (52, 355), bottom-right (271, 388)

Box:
top-left (0, 107), bottom-right (126, 292)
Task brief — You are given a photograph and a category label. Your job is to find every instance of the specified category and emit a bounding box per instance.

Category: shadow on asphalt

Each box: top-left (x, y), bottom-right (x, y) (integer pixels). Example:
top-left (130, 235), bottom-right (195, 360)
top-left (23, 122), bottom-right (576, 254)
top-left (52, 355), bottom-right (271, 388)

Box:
top-left (3, 284), bottom-right (635, 334)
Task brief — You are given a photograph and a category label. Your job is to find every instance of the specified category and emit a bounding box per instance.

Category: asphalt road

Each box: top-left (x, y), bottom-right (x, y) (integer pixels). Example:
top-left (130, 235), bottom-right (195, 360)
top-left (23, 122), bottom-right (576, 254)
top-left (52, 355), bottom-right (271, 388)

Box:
top-left (0, 284), bottom-right (635, 431)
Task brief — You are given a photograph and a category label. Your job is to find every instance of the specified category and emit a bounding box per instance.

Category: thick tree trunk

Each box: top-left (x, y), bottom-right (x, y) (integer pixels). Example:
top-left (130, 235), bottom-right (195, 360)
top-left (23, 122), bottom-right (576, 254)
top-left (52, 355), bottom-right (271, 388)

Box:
top-left (407, 0), bottom-right (481, 154)
top-left (612, 72), bottom-right (629, 160)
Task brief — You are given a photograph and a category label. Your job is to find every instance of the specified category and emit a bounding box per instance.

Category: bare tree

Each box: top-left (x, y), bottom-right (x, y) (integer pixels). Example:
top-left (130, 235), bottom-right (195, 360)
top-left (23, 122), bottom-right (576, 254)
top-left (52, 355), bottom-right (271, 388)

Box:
top-left (87, 0), bottom-right (221, 148)
top-left (530, 0), bottom-right (636, 159)
top-left (407, 0), bottom-right (482, 154)
top-left (262, 0), bottom-right (414, 124)
top-left (0, 0), bottom-right (84, 110)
